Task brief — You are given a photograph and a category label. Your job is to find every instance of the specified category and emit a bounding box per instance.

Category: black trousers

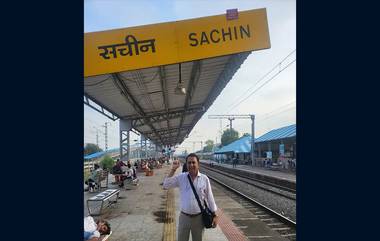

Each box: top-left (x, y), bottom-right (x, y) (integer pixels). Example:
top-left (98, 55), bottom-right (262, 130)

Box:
top-left (85, 178), bottom-right (96, 188)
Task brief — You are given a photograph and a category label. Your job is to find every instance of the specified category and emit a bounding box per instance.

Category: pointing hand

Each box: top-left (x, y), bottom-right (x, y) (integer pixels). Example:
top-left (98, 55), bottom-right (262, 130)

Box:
top-left (172, 160), bottom-right (180, 170)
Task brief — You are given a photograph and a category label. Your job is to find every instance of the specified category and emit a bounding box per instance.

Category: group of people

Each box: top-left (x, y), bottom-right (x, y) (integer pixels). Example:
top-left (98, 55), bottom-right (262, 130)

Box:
top-left (111, 159), bottom-right (137, 187)
top-left (136, 157), bottom-right (164, 171)
top-left (232, 157), bottom-right (238, 168)
top-left (264, 158), bottom-right (296, 170)
top-left (85, 153), bottom-right (218, 241)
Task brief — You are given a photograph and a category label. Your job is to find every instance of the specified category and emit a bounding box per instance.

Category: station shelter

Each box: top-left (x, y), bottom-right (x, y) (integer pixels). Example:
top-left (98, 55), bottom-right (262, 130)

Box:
top-left (214, 124), bottom-right (296, 165)
top-left (84, 9), bottom-right (271, 161)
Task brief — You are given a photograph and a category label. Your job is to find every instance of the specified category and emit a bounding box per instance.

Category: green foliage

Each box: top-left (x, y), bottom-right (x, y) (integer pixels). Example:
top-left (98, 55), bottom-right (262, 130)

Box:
top-left (84, 143), bottom-right (103, 156)
top-left (243, 133), bottom-right (250, 137)
top-left (84, 169), bottom-right (90, 180)
top-left (221, 128), bottom-right (239, 146)
top-left (100, 155), bottom-right (115, 171)
top-left (203, 139), bottom-right (214, 152)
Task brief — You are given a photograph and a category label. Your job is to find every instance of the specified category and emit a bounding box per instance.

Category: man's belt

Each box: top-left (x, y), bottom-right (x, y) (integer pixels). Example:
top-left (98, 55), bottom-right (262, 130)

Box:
top-left (181, 211), bottom-right (202, 217)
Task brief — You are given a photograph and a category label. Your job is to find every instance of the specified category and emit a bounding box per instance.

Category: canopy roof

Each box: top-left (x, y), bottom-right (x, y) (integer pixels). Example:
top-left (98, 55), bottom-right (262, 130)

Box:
top-left (84, 148), bottom-right (119, 160)
top-left (84, 9), bottom-right (270, 147)
top-left (215, 135), bottom-right (251, 154)
top-left (255, 124), bottom-right (296, 143)
top-left (85, 53), bottom-right (252, 147)
top-left (215, 124), bottom-right (296, 154)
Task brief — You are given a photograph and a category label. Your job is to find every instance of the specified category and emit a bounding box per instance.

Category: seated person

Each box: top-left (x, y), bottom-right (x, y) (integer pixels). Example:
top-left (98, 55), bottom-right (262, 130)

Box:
top-left (112, 159), bottom-right (126, 183)
top-left (132, 167), bottom-right (137, 179)
top-left (118, 166), bottom-right (133, 187)
top-left (85, 164), bottom-right (102, 192)
top-left (141, 161), bottom-right (148, 170)
top-left (84, 216), bottom-right (111, 240)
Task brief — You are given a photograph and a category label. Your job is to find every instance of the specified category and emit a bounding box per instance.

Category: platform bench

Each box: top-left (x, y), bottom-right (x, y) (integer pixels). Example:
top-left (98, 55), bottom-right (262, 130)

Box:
top-left (87, 189), bottom-right (120, 216)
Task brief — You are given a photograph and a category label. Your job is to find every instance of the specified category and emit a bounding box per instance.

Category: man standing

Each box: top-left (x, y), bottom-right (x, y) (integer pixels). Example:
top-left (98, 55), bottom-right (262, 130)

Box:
top-left (163, 153), bottom-right (218, 241)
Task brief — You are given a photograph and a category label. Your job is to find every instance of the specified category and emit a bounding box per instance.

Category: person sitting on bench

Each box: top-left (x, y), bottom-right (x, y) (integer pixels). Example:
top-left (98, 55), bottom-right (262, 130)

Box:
top-left (86, 164), bottom-right (102, 192)
top-left (84, 216), bottom-right (111, 240)
top-left (112, 159), bottom-right (127, 183)
top-left (118, 166), bottom-right (133, 187)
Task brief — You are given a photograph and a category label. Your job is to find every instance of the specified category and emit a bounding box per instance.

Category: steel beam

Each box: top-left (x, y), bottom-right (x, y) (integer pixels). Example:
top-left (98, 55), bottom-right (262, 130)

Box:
top-left (143, 125), bottom-right (192, 136)
top-left (159, 66), bottom-right (171, 139)
top-left (119, 119), bottom-right (132, 161)
top-left (124, 104), bottom-right (204, 122)
top-left (251, 115), bottom-right (255, 166)
top-left (112, 73), bottom-right (163, 145)
top-left (84, 93), bottom-right (119, 121)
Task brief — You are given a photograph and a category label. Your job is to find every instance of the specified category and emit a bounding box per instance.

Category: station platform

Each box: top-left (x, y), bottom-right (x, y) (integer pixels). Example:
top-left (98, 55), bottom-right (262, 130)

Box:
top-left (199, 160), bottom-right (296, 184)
top-left (84, 164), bottom-right (247, 241)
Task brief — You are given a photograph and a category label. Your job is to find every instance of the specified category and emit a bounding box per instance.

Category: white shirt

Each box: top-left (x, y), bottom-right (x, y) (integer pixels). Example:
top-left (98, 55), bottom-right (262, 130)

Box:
top-left (84, 216), bottom-right (100, 238)
top-left (121, 166), bottom-right (132, 177)
top-left (163, 171), bottom-right (217, 215)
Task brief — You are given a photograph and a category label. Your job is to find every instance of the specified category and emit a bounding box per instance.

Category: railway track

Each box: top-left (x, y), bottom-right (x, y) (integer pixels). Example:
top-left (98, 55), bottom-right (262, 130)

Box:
top-left (200, 162), bottom-right (296, 192)
top-left (201, 164), bottom-right (296, 200)
top-left (209, 173), bottom-right (297, 241)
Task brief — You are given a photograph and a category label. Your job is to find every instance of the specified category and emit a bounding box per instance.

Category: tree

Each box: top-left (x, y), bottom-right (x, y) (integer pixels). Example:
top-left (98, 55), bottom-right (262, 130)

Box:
top-left (243, 133), bottom-right (250, 137)
top-left (221, 128), bottom-right (239, 146)
top-left (84, 143), bottom-right (103, 156)
top-left (203, 140), bottom-right (214, 152)
top-left (100, 155), bottom-right (115, 171)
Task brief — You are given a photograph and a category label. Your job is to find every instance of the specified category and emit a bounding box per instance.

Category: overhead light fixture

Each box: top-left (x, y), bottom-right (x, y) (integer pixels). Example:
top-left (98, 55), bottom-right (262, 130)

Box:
top-left (175, 83), bottom-right (186, 95)
top-left (174, 63), bottom-right (186, 95)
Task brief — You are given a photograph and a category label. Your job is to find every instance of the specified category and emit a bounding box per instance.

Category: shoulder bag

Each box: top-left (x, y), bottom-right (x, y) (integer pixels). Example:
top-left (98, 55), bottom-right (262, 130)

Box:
top-left (187, 174), bottom-right (215, 228)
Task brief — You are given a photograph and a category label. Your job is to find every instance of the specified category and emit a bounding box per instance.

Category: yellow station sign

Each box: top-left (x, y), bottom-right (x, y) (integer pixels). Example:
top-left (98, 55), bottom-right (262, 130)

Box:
top-left (84, 8), bottom-right (270, 77)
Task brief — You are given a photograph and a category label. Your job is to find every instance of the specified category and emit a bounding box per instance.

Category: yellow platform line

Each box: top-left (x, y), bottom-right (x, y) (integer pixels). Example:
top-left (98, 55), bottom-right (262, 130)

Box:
top-left (163, 189), bottom-right (176, 241)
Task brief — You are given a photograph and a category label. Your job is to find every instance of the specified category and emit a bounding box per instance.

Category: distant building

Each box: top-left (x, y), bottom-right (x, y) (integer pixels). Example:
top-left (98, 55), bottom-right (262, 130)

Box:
top-left (214, 124), bottom-right (296, 165)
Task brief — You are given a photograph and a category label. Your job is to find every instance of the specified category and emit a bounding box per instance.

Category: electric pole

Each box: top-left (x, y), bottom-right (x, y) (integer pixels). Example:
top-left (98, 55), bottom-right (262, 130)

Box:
top-left (96, 130), bottom-right (99, 147)
top-left (209, 114), bottom-right (256, 166)
top-left (93, 127), bottom-right (100, 147)
top-left (102, 122), bottom-right (110, 151)
top-left (228, 117), bottom-right (235, 131)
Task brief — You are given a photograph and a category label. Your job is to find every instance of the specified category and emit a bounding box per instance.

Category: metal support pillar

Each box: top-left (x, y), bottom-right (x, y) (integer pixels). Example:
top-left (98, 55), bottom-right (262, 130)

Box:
top-left (251, 115), bottom-right (255, 166)
top-left (228, 117), bottom-right (235, 131)
top-left (145, 139), bottom-right (148, 158)
top-left (141, 135), bottom-right (147, 159)
top-left (258, 143), bottom-right (261, 158)
top-left (140, 138), bottom-right (143, 159)
top-left (119, 119), bottom-right (132, 161)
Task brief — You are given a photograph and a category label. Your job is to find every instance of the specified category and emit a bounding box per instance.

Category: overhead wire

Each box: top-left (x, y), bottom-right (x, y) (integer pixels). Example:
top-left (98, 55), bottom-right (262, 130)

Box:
top-left (256, 100), bottom-right (296, 120)
top-left (226, 49), bottom-right (296, 110)
top-left (224, 49), bottom-right (296, 113)
top-left (227, 100), bottom-right (296, 131)
top-left (226, 58), bottom-right (296, 113)
top-left (256, 105), bottom-right (296, 123)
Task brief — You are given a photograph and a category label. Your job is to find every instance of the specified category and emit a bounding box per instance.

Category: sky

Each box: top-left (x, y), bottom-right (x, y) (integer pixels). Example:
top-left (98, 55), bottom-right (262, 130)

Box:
top-left (84, 0), bottom-right (296, 154)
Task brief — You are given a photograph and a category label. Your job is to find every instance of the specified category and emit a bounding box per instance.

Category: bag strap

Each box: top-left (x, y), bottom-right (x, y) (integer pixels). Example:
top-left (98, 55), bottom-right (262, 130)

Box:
top-left (187, 174), bottom-right (204, 212)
